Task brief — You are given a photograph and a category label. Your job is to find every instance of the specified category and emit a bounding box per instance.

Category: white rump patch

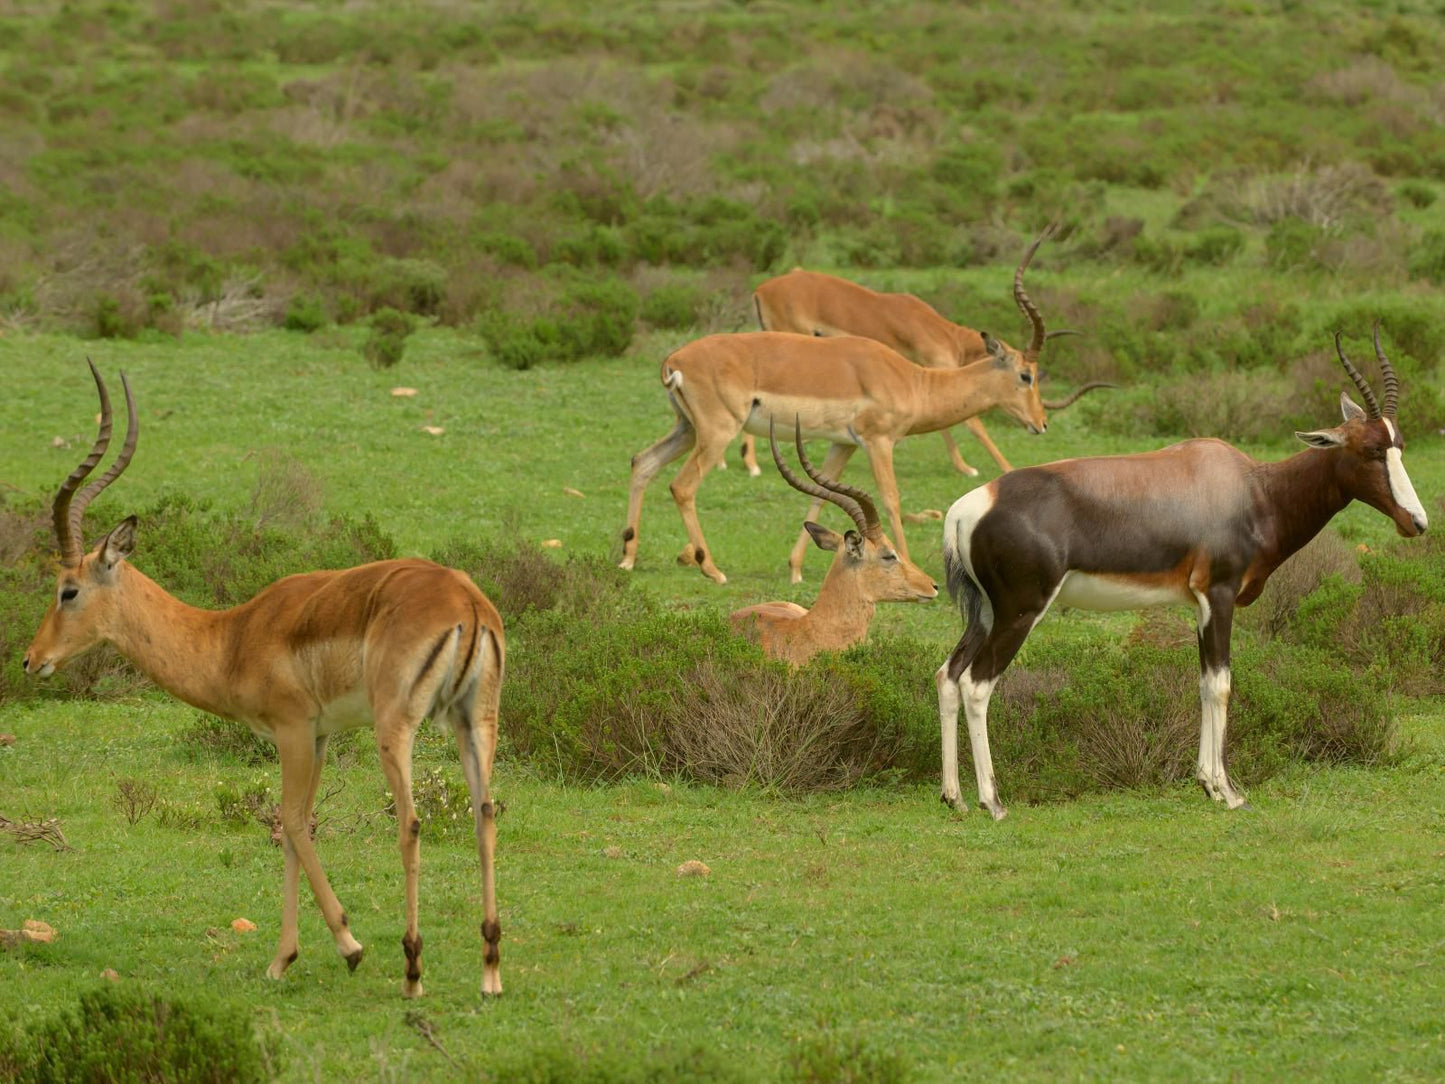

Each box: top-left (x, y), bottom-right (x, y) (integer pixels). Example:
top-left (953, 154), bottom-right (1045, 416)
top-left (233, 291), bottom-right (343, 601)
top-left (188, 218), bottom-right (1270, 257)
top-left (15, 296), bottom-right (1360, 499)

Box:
top-left (1055, 571), bottom-right (1189, 613)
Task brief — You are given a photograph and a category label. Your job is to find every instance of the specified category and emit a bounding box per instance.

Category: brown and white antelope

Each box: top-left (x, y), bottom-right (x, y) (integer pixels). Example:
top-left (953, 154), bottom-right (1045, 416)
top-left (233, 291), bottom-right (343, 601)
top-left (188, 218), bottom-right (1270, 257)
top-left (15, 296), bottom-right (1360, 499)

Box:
top-left (619, 303), bottom-right (1105, 586)
top-left (730, 418), bottom-right (938, 665)
top-left (935, 328), bottom-right (1427, 819)
top-left (745, 227), bottom-right (1105, 478)
top-left (23, 362), bottom-right (505, 998)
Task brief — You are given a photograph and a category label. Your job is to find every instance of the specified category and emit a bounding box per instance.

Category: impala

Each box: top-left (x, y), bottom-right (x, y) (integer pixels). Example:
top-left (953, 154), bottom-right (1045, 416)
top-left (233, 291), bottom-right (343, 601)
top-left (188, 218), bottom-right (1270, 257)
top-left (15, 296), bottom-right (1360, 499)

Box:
top-left (619, 290), bottom-right (1106, 586)
top-left (24, 362), bottom-right (505, 998)
top-left (935, 328), bottom-right (1427, 819)
top-left (745, 226), bottom-right (1105, 478)
top-left (730, 418), bottom-right (938, 665)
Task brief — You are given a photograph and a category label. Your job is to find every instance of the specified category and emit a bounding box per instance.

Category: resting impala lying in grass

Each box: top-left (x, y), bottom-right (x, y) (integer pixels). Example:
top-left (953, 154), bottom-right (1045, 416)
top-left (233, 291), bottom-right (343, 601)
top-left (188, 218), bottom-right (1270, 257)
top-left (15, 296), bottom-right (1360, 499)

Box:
top-left (24, 362), bottom-right (506, 998)
top-left (744, 225), bottom-right (1105, 478)
top-left (729, 418), bottom-right (938, 665)
top-left (936, 327), bottom-right (1427, 819)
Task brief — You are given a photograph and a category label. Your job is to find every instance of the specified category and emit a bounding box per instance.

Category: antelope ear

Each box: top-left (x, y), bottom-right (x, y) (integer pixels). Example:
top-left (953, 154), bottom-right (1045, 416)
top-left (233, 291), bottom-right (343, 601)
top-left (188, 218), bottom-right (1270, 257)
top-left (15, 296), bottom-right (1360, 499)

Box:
top-left (1339, 391), bottom-right (1366, 423)
top-left (843, 530), bottom-right (865, 559)
top-left (1295, 427), bottom-right (1347, 449)
top-left (98, 516), bottom-right (137, 570)
top-left (803, 521), bottom-right (842, 552)
top-left (981, 332), bottom-right (1007, 363)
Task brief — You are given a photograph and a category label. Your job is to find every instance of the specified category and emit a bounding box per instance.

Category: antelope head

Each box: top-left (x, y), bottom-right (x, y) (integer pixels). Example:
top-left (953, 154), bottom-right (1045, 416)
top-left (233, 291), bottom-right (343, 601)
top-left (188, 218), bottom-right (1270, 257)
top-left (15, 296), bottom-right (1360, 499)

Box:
top-left (24, 361), bottom-right (141, 678)
top-left (771, 417), bottom-right (938, 604)
top-left (1296, 326), bottom-right (1427, 539)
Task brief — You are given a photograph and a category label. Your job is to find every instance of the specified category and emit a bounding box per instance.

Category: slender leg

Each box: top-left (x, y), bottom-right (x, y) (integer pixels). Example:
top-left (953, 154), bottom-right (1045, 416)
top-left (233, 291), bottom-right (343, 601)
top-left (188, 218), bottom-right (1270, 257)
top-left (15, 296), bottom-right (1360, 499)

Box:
top-left (1194, 585), bottom-right (1246, 809)
top-left (274, 728), bottom-right (364, 971)
top-left (962, 416), bottom-right (1013, 475)
top-left (936, 664), bottom-right (966, 810)
top-left (668, 431), bottom-right (736, 584)
top-left (787, 442), bottom-right (859, 583)
top-left (267, 734), bottom-right (331, 979)
top-left (620, 415), bottom-right (694, 572)
top-left (860, 438), bottom-right (908, 560)
top-left (374, 720), bottom-right (424, 997)
top-left (738, 435), bottom-right (761, 477)
top-left (453, 636), bottom-right (503, 997)
top-left (939, 429), bottom-right (980, 477)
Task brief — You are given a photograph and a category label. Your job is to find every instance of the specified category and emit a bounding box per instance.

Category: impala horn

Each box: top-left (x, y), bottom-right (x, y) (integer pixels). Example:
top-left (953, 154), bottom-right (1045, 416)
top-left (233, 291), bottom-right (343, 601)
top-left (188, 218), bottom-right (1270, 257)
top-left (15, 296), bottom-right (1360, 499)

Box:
top-left (769, 416), bottom-right (880, 542)
top-left (52, 360), bottom-right (139, 567)
top-left (1014, 223), bottom-right (1055, 361)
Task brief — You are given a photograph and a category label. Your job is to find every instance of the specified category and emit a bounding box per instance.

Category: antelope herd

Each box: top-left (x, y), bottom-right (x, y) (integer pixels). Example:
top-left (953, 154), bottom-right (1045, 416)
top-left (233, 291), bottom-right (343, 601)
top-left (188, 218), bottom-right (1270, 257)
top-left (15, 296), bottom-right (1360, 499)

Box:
top-left (19, 228), bottom-right (1429, 997)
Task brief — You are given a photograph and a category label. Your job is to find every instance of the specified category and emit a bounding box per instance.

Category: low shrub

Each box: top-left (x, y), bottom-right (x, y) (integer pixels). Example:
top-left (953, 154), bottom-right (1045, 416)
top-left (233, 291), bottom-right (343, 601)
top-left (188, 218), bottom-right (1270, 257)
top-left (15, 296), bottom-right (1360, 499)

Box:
top-left (0, 984), bottom-right (281, 1083)
top-left (181, 713), bottom-right (277, 765)
top-left (641, 282), bottom-right (702, 330)
top-left (282, 293), bottom-right (327, 332)
top-left (1408, 228), bottom-right (1445, 284)
top-left (476, 273), bottom-right (639, 367)
top-left (362, 306), bottom-right (417, 368)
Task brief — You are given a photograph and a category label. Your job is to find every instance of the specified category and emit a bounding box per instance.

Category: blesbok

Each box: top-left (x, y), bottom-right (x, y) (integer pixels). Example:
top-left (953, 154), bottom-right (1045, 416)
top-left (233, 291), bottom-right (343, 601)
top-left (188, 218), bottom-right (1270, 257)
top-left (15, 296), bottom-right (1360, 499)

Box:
top-left (935, 328), bottom-right (1427, 819)
top-left (730, 418), bottom-right (938, 665)
top-left (745, 227), bottom-right (1106, 478)
top-left (24, 362), bottom-right (505, 998)
top-left (619, 310), bottom-right (1106, 586)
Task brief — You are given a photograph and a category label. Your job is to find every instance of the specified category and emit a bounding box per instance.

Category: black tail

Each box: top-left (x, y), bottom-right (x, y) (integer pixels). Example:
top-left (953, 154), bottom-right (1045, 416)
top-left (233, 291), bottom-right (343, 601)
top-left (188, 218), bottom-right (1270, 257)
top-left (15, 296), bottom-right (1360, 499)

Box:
top-left (942, 543), bottom-right (989, 682)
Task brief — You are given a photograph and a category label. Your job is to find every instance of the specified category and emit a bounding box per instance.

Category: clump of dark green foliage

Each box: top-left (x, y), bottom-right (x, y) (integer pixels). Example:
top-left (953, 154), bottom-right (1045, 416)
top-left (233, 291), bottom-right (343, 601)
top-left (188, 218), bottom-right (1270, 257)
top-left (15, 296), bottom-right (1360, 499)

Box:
top-left (0, 984), bottom-right (281, 1083)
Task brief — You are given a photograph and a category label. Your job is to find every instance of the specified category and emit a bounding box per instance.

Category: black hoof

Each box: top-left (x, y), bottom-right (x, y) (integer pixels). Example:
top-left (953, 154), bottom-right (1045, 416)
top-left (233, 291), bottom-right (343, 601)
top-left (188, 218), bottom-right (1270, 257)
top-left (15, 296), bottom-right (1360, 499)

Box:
top-left (345, 947), bottom-right (365, 973)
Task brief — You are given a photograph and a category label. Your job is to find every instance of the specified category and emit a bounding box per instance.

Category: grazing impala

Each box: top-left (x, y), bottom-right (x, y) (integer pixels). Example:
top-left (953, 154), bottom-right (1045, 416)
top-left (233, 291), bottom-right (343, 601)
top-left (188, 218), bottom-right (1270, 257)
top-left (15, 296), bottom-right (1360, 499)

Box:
top-left (24, 362), bottom-right (505, 998)
top-left (730, 418), bottom-right (938, 665)
top-left (936, 328), bottom-right (1427, 819)
top-left (745, 226), bottom-right (1105, 477)
top-left (619, 297), bottom-right (1107, 585)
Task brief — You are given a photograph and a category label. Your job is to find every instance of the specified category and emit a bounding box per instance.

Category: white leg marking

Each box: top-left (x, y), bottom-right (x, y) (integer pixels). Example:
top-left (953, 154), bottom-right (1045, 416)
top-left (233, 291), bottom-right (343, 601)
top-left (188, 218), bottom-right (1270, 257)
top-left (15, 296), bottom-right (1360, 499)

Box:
top-left (1198, 667), bottom-right (1244, 808)
top-left (936, 666), bottom-right (965, 810)
top-left (961, 671), bottom-right (1004, 820)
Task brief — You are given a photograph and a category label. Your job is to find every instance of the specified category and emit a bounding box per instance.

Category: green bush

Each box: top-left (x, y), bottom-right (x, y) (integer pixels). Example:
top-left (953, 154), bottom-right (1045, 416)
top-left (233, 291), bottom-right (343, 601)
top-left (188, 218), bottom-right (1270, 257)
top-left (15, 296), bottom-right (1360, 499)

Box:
top-left (1397, 180), bottom-right (1437, 209)
top-left (1407, 228), bottom-right (1445, 284)
top-left (1183, 225), bottom-right (1245, 266)
top-left (362, 306), bottom-right (417, 368)
top-left (282, 293), bottom-right (327, 332)
top-left (0, 984), bottom-right (280, 1083)
top-left (641, 282), bottom-right (702, 330)
top-left (1265, 219), bottom-right (1329, 272)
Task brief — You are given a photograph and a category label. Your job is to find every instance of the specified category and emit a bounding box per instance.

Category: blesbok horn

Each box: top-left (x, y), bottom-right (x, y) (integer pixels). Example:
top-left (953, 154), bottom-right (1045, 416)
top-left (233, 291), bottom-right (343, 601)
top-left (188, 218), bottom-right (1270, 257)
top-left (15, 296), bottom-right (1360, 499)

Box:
top-left (1334, 331), bottom-right (1381, 420)
top-left (1373, 322), bottom-right (1398, 418)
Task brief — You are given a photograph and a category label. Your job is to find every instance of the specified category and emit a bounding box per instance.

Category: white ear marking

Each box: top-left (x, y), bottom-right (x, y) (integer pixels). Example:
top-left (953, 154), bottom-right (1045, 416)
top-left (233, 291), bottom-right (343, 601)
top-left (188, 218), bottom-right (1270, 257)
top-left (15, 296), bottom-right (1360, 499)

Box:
top-left (1339, 392), bottom-right (1366, 423)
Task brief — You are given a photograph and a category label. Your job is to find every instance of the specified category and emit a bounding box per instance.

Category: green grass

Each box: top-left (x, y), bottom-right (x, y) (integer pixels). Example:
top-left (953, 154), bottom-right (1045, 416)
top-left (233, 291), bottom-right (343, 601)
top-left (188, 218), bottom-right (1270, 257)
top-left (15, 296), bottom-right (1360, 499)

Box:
top-left (3, 699), bottom-right (1445, 1080)
top-left (1, 327), bottom-right (1444, 1080)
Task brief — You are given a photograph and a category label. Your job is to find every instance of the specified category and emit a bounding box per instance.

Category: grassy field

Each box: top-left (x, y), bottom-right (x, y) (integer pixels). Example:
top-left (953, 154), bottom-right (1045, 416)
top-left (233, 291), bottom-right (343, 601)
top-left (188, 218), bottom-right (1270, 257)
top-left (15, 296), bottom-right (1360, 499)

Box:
top-left (1, 329), bottom-right (1444, 1081)
top-left (3, 0), bottom-right (1445, 1079)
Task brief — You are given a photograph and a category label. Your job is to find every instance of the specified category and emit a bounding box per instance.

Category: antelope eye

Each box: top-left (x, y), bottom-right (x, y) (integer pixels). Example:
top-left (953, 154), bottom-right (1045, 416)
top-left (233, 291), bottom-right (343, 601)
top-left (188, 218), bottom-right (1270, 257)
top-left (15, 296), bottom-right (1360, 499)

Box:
top-left (882, 552), bottom-right (898, 563)
top-left (60, 586), bottom-right (79, 602)
top-left (1021, 371), bottom-right (1033, 385)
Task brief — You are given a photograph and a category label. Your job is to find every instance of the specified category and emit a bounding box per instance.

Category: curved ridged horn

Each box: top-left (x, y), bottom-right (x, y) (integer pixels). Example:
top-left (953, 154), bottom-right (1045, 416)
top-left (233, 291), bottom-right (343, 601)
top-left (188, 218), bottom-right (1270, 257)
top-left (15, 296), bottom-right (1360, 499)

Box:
top-left (1373, 322), bottom-right (1398, 418)
top-left (793, 424), bottom-right (883, 541)
top-left (1044, 329), bottom-right (1082, 341)
top-left (1014, 223), bottom-right (1055, 360)
top-left (768, 417), bottom-right (874, 541)
top-left (1042, 381), bottom-right (1116, 411)
top-left (52, 360), bottom-right (139, 567)
top-left (1334, 331), bottom-right (1381, 420)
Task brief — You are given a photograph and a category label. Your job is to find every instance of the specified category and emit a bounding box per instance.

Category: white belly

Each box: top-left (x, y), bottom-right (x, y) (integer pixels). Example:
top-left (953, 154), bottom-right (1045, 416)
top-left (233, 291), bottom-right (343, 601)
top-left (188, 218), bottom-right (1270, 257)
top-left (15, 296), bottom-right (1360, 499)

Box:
top-left (1054, 571), bottom-right (1190, 612)
top-left (317, 687), bottom-right (374, 735)
top-left (741, 395), bottom-right (859, 445)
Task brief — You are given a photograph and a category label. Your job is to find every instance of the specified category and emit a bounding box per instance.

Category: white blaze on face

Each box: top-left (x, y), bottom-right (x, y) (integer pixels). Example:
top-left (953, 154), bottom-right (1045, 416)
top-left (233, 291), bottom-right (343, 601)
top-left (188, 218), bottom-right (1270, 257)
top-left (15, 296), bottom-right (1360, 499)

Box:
top-left (1383, 419), bottom-right (1428, 531)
